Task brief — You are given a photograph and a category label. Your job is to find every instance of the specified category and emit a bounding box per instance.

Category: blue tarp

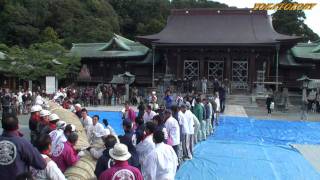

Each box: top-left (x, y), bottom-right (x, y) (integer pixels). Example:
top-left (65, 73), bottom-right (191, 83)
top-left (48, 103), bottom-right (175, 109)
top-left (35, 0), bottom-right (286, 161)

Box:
top-left (88, 111), bottom-right (124, 135)
top-left (176, 140), bottom-right (320, 180)
top-left (215, 116), bottom-right (320, 145)
top-left (176, 116), bottom-right (320, 180)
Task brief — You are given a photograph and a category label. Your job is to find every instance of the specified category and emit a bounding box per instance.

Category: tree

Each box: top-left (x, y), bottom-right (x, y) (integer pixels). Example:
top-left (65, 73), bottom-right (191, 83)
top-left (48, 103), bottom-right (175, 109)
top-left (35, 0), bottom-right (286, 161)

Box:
top-left (272, 0), bottom-right (319, 42)
top-left (0, 42), bottom-right (81, 81)
top-left (0, 0), bottom-right (120, 48)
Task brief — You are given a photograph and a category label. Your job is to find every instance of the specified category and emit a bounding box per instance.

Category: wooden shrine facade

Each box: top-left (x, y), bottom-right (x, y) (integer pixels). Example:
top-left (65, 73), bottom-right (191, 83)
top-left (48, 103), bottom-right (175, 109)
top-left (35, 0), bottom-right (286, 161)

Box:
top-left (156, 46), bottom-right (276, 90)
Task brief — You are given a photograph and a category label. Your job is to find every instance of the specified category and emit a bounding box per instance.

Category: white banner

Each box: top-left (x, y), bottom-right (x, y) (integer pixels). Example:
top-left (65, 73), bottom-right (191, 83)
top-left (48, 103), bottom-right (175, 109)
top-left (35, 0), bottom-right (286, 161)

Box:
top-left (46, 76), bottom-right (57, 94)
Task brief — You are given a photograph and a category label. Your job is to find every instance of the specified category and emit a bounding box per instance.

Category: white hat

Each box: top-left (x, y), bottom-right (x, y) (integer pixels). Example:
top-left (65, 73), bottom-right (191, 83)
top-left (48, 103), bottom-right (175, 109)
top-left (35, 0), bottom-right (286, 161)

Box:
top-left (109, 143), bottom-right (131, 161)
top-left (152, 91), bottom-right (156, 95)
top-left (49, 113), bottom-right (60, 121)
top-left (56, 121), bottom-right (67, 130)
top-left (40, 110), bottom-right (51, 117)
top-left (70, 124), bottom-right (76, 132)
top-left (31, 105), bottom-right (43, 113)
top-left (74, 104), bottom-right (81, 108)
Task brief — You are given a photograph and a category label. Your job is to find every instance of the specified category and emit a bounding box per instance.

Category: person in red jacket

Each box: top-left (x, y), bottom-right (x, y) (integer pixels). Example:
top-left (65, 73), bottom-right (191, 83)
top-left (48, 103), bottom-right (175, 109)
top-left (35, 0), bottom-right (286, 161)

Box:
top-left (99, 143), bottom-right (143, 180)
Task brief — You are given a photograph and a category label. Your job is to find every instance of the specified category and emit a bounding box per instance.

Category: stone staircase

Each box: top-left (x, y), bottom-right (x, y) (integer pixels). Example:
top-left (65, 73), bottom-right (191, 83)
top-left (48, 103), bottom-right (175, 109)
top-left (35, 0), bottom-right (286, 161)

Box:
top-left (226, 94), bottom-right (258, 109)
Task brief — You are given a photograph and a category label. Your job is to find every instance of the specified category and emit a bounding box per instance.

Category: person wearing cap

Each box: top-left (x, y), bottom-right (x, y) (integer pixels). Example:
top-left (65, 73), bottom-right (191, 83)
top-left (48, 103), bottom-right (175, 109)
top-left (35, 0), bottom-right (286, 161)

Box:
top-left (29, 105), bottom-right (42, 145)
top-left (163, 109), bottom-right (180, 156)
top-left (74, 104), bottom-right (82, 118)
top-left (99, 143), bottom-right (143, 180)
top-left (0, 114), bottom-right (46, 179)
top-left (118, 120), bottom-right (139, 168)
top-left (48, 113), bottom-right (60, 131)
top-left (94, 135), bottom-right (118, 178)
top-left (52, 132), bottom-right (80, 172)
top-left (49, 120), bottom-right (67, 157)
top-left (34, 110), bottom-right (52, 139)
top-left (136, 121), bottom-right (156, 177)
top-left (32, 134), bottom-right (66, 180)
top-left (143, 105), bottom-right (157, 123)
top-left (87, 115), bottom-right (108, 159)
top-left (143, 130), bottom-right (178, 180)
top-left (80, 108), bottom-right (93, 131)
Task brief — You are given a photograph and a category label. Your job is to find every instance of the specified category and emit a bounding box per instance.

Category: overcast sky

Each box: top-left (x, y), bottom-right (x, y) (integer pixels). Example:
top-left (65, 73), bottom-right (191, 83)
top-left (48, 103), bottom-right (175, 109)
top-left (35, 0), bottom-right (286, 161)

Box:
top-left (213, 0), bottom-right (320, 37)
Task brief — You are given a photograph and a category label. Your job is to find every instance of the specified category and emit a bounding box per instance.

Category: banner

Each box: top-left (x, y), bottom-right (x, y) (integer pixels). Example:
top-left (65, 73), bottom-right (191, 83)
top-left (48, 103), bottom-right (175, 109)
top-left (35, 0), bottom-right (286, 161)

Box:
top-left (46, 76), bottom-right (57, 94)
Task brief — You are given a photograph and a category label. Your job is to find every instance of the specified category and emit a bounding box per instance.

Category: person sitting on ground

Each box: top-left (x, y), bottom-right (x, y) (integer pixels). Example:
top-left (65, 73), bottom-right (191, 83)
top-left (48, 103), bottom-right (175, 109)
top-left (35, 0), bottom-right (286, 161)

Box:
top-left (32, 134), bottom-right (66, 180)
top-left (0, 114), bottom-right (46, 179)
top-left (52, 131), bottom-right (80, 172)
top-left (94, 135), bottom-right (118, 178)
top-left (102, 119), bottom-right (116, 136)
top-left (80, 108), bottom-right (93, 131)
top-left (99, 143), bottom-right (143, 180)
top-left (143, 105), bottom-right (157, 123)
top-left (87, 115), bottom-right (108, 159)
top-left (143, 130), bottom-right (178, 180)
top-left (118, 120), bottom-right (140, 168)
top-left (136, 121), bottom-right (156, 177)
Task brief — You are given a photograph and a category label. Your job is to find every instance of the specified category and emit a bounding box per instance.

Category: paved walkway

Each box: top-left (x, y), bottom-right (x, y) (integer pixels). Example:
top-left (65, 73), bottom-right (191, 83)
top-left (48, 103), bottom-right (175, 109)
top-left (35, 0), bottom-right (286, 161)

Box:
top-left (223, 105), bottom-right (248, 117)
top-left (293, 144), bottom-right (320, 173)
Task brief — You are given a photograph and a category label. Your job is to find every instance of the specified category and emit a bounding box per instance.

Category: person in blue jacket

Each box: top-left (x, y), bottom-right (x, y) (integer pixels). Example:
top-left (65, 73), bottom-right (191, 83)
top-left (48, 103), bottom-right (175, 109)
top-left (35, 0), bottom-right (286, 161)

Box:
top-left (0, 114), bottom-right (46, 179)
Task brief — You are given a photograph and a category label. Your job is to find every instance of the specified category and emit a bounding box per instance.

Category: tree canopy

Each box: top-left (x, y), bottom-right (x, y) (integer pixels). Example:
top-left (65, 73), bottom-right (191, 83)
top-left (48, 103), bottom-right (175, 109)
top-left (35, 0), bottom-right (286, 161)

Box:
top-left (272, 0), bottom-right (319, 42)
top-left (0, 0), bottom-right (119, 48)
top-left (0, 42), bottom-right (81, 80)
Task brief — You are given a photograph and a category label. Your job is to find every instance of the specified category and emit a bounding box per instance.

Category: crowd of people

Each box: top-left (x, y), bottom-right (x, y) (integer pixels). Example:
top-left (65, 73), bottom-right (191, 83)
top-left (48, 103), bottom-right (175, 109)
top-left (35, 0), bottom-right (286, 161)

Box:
top-left (0, 83), bottom-right (224, 180)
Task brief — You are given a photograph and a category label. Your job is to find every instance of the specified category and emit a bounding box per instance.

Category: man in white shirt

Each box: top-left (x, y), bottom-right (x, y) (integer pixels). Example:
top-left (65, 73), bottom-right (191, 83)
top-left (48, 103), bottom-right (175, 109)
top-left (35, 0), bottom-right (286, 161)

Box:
top-left (143, 130), bottom-right (178, 180)
top-left (136, 121), bottom-right (156, 177)
top-left (180, 104), bottom-right (195, 160)
top-left (32, 134), bottom-right (66, 180)
top-left (80, 108), bottom-right (93, 131)
top-left (87, 115), bottom-right (108, 159)
top-left (214, 93), bottom-right (221, 126)
top-left (163, 109), bottom-right (180, 156)
top-left (143, 105), bottom-right (157, 123)
top-left (201, 77), bottom-right (208, 94)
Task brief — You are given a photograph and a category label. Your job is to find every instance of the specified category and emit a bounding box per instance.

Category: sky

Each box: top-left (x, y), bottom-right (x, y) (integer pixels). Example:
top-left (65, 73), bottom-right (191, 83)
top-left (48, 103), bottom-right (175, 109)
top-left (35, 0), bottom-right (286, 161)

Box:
top-left (212, 0), bottom-right (320, 36)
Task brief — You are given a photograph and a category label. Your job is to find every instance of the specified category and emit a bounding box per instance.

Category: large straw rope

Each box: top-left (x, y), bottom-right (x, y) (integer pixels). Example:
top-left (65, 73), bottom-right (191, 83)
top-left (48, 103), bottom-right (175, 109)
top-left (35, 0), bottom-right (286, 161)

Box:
top-left (47, 101), bottom-right (97, 180)
top-left (48, 101), bottom-right (89, 149)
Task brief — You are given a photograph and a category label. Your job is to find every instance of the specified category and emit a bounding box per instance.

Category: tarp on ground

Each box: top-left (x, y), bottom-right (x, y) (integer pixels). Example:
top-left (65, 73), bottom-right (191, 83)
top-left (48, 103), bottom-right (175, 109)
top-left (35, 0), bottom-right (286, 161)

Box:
top-left (88, 111), bottom-right (124, 135)
top-left (176, 116), bottom-right (320, 180)
top-left (214, 116), bottom-right (320, 145)
top-left (176, 139), bottom-right (320, 180)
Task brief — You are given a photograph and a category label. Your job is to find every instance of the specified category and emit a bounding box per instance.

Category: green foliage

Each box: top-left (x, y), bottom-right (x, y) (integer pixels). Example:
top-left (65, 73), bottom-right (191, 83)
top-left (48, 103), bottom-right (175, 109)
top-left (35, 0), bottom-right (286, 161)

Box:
top-left (40, 27), bottom-right (61, 44)
top-left (272, 0), bottom-right (319, 42)
top-left (0, 42), bottom-right (81, 80)
top-left (109, 0), bottom-right (228, 39)
top-left (0, 0), bottom-right (119, 48)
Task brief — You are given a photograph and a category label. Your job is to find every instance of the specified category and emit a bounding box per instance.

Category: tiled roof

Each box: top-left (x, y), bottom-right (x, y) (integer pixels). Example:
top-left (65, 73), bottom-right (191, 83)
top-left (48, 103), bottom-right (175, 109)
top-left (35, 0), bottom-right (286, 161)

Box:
top-left (69, 34), bottom-right (149, 58)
